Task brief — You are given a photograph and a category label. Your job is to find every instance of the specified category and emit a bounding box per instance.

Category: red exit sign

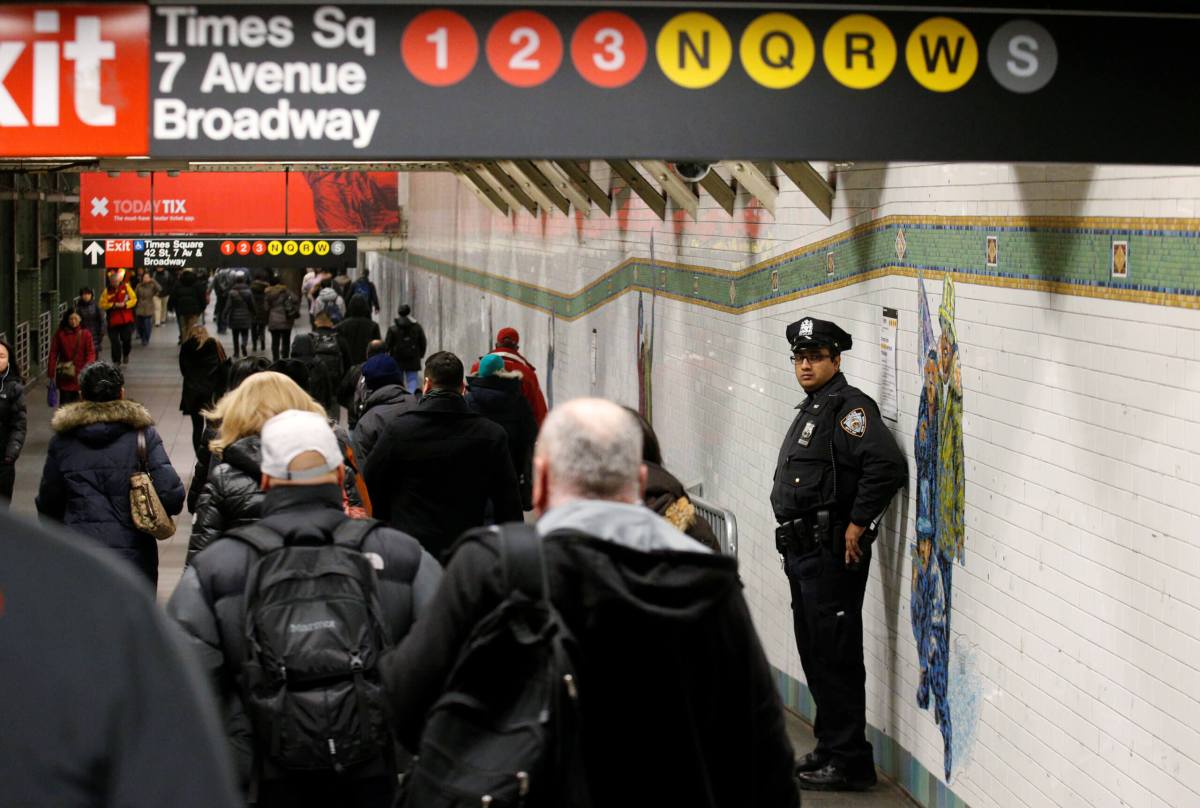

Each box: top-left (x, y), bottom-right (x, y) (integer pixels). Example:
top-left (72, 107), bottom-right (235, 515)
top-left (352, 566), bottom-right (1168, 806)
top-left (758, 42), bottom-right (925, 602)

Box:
top-left (0, 5), bottom-right (149, 157)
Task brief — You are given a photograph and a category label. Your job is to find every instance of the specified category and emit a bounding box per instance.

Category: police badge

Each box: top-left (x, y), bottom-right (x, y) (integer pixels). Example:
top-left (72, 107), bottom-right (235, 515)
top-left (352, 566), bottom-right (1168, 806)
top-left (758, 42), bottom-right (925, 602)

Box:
top-left (840, 407), bottom-right (867, 437)
top-left (798, 420), bottom-right (816, 446)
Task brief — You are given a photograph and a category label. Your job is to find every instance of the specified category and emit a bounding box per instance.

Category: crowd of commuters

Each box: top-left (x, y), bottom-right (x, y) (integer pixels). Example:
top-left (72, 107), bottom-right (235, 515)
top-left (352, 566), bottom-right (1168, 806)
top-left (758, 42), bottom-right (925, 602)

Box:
top-left (0, 280), bottom-right (899, 808)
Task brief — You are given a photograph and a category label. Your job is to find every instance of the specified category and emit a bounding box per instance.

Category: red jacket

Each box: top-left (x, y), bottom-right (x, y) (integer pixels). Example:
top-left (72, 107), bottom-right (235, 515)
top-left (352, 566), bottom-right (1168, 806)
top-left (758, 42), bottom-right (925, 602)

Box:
top-left (99, 282), bottom-right (137, 327)
top-left (470, 347), bottom-right (547, 426)
top-left (48, 327), bottom-right (96, 392)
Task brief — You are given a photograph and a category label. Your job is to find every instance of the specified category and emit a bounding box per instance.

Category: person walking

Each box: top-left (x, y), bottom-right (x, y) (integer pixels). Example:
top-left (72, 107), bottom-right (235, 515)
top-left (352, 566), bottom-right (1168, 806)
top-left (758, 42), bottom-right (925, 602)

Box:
top-left (465, 354), bottom-right (537, 511)
top-left (311, 285), bottom-right (345, 325)
top-left (167, 410), bottom-right (442, 806)
top-left (210, 268), bottom-right (234, 334)
top-left (75, 286), bottom-right (106, 357)
top-left (249, 271), bottom-right (270, 353)
top-left (0, 509), bottom-right (241, 808)
top-left (35, 362), bottom-right (184, 587)
top-left (349, 268), bottom-right (380, 315)
top-left (381, 399), bottom-right (799, 808)
top-left (134, 269), bottom-right (162, 347)
top-left (470, 326), bottom-right (548, 427)
top-left (171, 269), bottom-right (209, 344)
top-left (223, 271), bottom-right (255, 358)
top-left (152, 266), bottom-right (175, 326)
top-left (772, 317), bottom-right (907, 792)
top-left (99, 269), bottom-right (137, 366)
top-left (336, 294), bottom-right (381, 371)
top-left (0, 339), bottom-right (27, 510)
top-left (310, 314), bottom-right (351, 422)
top-left (48, 310), bottom-right (96, 407)
top-left (350, 355), bottom-right (417, 466)
top-left (187, 372), bottom-right (335, 564)
top-left (179, 325), bottom-right (229, 455)
top-left (264, 273), bottom-right (299, 361)
top-left (383, 304), bottom-right (426, 393)
top-left (363, 351), bottom-right (522, 560)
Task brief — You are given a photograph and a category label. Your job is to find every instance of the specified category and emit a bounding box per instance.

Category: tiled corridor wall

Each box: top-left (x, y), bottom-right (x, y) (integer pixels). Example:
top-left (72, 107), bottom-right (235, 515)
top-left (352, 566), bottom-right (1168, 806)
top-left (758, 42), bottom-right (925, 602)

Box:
top-left (368, 163), bottom-right (1200, 808)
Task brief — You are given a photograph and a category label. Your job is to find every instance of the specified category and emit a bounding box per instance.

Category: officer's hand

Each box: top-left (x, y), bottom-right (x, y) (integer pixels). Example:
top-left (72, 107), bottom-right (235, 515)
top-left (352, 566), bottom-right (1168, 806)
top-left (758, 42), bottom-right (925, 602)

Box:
top-left (845, 522), bottom-right (866, 566)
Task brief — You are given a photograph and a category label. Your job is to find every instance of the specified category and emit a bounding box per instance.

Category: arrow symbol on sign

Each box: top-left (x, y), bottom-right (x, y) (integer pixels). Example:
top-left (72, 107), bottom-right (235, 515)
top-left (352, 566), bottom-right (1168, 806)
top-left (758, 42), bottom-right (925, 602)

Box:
top-left (84, 241), bottom-right (105, 266)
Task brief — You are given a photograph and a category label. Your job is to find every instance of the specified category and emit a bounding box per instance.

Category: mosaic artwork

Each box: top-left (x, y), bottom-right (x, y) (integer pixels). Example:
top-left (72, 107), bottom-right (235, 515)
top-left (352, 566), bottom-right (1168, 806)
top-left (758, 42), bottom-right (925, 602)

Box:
top-left (912, 272), bottom-right (967, 781)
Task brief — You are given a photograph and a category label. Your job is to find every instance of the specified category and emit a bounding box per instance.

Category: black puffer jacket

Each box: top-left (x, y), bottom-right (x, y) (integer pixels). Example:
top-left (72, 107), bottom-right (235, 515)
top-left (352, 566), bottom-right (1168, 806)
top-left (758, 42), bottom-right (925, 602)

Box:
top-left (188, 429), bottom-right (366, 563)
top-left (335, 295), bottom-right (380, 366)
top-left (466, 371), bottom-right (536, 510)
top-left (35, 400), bottom-right (184, 585)
top-left (171, 270), bottom-right (208, 317)
top-left (187, 435), bottom-right (262, 564)
top-left (0, 369), bottom-right (27, 462)
top-left (167, 484), bottom-right (443, 788)
top-left (222, 281), bottom-right (255, 330)
top-left (351, 384), bottom-right (418, 466)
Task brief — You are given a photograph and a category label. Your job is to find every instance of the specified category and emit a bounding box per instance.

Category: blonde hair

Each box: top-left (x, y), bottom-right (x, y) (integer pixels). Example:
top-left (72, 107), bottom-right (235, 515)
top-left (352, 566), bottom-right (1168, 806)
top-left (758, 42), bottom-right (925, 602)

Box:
top-left (205, 371), bottom-right (326, 455)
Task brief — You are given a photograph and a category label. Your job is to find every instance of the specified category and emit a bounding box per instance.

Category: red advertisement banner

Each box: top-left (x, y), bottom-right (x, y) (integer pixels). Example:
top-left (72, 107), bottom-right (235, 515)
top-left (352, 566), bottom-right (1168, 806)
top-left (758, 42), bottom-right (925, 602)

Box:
top-left (0, 4), bottom-right (149, 157)
top-left (80, 171), bottom-right (399, 235)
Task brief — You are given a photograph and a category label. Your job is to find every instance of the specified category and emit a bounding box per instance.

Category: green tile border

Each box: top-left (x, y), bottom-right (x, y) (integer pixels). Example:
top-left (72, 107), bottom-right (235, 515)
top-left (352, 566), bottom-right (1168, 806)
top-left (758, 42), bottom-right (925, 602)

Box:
top-left (392, 213), bottom-right (1200, 319)
top-left (773, 665), bottom-right (971, 808)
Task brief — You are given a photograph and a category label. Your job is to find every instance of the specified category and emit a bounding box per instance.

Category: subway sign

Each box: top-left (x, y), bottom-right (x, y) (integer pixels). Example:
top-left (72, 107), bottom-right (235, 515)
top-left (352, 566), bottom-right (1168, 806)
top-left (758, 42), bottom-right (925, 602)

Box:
top-left (81, 236), bottom-right (358, 269)
top-left (2, 3), bottom-right (1196, 162)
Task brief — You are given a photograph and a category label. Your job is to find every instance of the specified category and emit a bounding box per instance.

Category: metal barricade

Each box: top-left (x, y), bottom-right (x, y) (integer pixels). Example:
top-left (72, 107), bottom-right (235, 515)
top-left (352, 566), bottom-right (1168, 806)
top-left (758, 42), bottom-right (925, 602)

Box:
top-left (39, 309), bottom-right (52, 375)
top-left (690, 494), bottom-right (738, 557)
top-left (15, 322), bottom-right (30, 378)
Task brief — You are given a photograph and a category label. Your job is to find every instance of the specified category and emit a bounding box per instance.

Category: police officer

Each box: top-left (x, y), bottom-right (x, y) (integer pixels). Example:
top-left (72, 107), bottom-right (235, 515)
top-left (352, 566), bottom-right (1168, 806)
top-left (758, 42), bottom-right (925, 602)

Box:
top-left (772, 317), bottom-right (907, 791)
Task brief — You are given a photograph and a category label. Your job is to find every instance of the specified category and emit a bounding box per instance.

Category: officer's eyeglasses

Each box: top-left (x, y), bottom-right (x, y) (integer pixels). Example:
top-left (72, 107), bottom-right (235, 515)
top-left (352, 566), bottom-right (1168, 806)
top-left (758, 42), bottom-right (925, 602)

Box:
top-left (791, 351), bottom-right (831, 366)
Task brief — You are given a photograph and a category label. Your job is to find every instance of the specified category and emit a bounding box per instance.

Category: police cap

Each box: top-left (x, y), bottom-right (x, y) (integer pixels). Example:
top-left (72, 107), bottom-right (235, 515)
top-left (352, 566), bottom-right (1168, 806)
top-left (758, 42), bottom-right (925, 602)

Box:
top-left (786, 317), bottom-right (853, 353)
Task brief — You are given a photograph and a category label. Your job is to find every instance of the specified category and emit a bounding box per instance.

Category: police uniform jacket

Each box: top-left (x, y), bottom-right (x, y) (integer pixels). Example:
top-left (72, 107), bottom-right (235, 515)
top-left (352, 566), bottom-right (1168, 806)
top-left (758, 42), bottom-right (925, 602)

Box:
top-left (772, 372), bottom-right (907, 528)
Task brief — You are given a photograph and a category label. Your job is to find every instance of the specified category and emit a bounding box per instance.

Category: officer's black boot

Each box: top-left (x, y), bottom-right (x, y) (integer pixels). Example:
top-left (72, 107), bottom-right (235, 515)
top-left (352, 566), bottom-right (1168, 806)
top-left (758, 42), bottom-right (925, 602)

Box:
top-left (794, 749), bottom-right (831, 774)
top-left (796, 761), bottom-right (877, 791)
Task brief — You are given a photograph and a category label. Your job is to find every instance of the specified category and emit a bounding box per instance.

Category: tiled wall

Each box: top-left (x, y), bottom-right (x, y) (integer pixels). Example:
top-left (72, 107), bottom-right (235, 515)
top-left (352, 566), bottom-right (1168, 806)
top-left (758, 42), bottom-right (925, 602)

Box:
top-left (368, 162), bottom-right (1200, 808)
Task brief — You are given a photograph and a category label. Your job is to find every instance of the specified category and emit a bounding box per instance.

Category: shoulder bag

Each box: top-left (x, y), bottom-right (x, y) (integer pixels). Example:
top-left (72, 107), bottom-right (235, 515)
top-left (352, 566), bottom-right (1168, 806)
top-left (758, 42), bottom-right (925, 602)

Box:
top-left (130, 429), bottom-right (176, 540)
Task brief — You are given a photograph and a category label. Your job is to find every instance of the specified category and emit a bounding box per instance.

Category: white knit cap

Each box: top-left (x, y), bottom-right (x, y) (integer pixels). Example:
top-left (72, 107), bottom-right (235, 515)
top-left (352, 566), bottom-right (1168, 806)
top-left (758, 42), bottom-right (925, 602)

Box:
top-left (259, 409), bottom-right (342, 480)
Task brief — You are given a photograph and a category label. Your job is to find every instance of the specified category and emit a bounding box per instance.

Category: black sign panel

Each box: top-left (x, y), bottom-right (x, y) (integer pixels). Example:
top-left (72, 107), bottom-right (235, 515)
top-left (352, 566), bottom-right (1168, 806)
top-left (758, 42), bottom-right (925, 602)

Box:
top-left (148, 4), bottom-right (1199, 163)
top-left (83, 236), bottom-right (357, 270)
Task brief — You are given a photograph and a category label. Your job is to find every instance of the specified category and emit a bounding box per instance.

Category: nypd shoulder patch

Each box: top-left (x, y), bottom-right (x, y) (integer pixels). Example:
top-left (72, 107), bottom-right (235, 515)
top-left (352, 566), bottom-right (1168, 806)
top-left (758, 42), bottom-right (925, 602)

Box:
top-left (840, 407), bottom-right (867, 437)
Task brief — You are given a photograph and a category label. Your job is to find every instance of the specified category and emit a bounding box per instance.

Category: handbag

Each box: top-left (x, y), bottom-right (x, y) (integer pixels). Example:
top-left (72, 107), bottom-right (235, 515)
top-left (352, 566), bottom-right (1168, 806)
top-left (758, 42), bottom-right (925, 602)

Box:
top-left (130, 429), bottom-right (176, 540)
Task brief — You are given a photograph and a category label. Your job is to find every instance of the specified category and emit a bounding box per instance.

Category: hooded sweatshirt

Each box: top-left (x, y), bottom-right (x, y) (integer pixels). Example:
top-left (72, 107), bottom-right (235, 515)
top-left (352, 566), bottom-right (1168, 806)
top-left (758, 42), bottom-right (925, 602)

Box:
top-left (380, 500), bottom-right (798, 808)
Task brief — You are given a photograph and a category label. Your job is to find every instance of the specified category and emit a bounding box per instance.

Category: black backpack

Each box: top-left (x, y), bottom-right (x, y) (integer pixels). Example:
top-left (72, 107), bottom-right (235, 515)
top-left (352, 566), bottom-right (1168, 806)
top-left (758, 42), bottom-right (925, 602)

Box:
top-left (400, 524), bottom-right (590, 808)
top-left (228, 518), bottom-right (394, 775)
top-left (389, 320), bottom-right (420, 361)
top-left (282, 290), bottom-right (300, 321)
top-left (312, 330), bottom-right (344, 380)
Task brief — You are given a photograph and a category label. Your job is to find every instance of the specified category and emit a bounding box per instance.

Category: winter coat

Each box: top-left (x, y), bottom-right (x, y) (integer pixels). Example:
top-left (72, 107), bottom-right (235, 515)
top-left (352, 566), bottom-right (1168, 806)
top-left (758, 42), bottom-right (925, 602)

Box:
top-left (249, 279), bottom-right (270, 325)
top-left (167, 484), bottom-right (443, 787)
top-left (187, 435), bottom-right (263, 565)
top-left (152, 268), bottom-right (176, 297)
top-left (380, 500), bottom-right (798, 808)
top-left (222, 282), bottom-right (255, 330)
top-left (644, 462), bottom-right (721, 553)
top-left (289, 333), bottom-right (337, 410)
top-left (179, 337), bottom-right (228, 415)
top-left (351, 384), bottom-right (418, 466)
top-left (264, 283), bottom-right (296, 331)
top-left (35, 400), bottom-right (184, 583)
top-left (48, 326), bottom-right (96, 393)
top-left (0, 369), bottom-right (27, 462)
top-left (100, 282), bottom-right (137, 328)
top-left (135, 279), bottom-right (161, 317)
top-left (363, 390), bottom-right (523, 561)
top-left (75, 297), bottom-right (106, 345)
top-left (311, 287), bottom-right (344, 322)
top-left (335, 295), bottom-right (380, 366)
top-left (171, 271), bottom-right (208, 317)
top-left (0, 509), bottom-right (242, 808)
top-left (466, 371), bottom-right (536, 510)
top-left (384, 316), bottom-right (427, 371)
top-left (470, 347), bottom-right (548, 426)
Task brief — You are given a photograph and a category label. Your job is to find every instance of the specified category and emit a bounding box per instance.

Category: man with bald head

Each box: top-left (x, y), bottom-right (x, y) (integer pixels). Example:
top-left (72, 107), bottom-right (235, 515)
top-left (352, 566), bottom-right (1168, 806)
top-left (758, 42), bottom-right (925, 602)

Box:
top-left (381, 398), bottom-right (799, 808)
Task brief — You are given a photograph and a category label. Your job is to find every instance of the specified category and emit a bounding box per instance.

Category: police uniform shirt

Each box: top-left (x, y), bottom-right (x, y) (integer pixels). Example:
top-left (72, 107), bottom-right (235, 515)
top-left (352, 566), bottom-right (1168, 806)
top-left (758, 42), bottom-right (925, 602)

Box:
top-left (772, 372), bottom-right (907, 528)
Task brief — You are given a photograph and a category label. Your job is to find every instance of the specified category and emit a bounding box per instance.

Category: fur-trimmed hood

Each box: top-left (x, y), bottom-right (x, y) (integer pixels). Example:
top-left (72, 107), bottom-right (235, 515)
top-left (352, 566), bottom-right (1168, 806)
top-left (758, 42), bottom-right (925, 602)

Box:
top-left (51, 399), bottom-right (154, 434)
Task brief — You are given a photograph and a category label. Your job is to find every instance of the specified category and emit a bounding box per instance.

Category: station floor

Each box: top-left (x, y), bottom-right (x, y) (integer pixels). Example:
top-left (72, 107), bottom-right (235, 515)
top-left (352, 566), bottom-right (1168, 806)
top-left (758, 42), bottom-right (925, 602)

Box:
top-left (7, 312), bottom-right (916, 808)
